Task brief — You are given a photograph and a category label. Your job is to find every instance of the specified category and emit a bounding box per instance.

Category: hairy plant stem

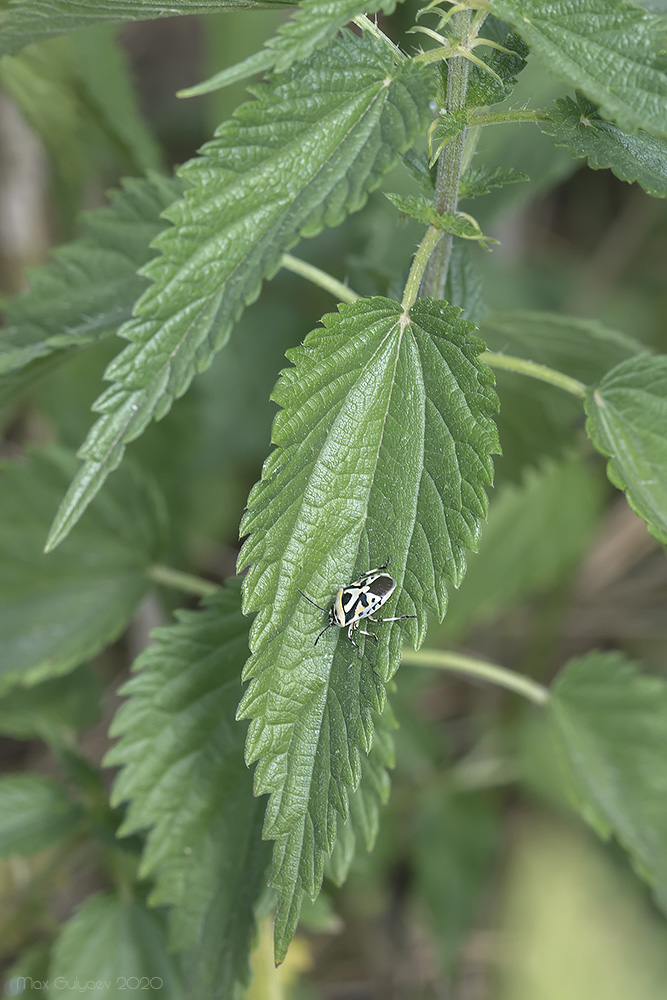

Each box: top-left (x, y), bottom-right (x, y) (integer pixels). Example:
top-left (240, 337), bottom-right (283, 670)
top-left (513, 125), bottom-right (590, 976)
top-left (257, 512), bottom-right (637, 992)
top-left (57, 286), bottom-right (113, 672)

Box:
top-left (420, 8), bottom-right (473, 299)
top-left (147, 564), bottom-right (219, 597)
top-left (483, 351), bottom-right (587, 398)
top-left (402, 648), bottom-right (549, 705)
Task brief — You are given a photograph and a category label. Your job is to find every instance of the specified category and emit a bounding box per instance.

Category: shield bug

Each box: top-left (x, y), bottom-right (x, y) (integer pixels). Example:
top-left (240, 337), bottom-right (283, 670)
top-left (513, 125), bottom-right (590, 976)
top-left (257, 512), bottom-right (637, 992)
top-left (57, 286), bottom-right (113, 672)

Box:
top-left (297, 558), bottom-right (416, 657)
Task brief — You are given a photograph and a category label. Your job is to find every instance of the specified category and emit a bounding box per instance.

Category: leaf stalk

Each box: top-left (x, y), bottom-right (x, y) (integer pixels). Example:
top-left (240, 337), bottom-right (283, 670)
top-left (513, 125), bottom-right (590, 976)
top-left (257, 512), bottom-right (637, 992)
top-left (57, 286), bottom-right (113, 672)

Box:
top-left (483, 351), bottom-right (587, 398)
top-left (402, 648), bottom-right (549, 705)
top-left (147, 564), bottom-right (219, 597)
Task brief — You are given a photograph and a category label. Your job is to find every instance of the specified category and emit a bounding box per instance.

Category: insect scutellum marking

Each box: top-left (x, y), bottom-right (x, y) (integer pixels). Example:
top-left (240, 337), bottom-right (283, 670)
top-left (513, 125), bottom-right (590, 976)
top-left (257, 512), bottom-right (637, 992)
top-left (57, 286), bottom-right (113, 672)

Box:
top-left (297, 557), bottom-right (417, 658)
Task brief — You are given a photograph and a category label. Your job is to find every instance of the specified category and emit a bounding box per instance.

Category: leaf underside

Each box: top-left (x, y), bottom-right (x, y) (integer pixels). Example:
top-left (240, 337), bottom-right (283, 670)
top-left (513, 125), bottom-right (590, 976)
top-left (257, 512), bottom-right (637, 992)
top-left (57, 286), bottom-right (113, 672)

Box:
top-left (238, 295), bottom-right (499, 959)
top-left (46, 30), bottom-right (434, 552)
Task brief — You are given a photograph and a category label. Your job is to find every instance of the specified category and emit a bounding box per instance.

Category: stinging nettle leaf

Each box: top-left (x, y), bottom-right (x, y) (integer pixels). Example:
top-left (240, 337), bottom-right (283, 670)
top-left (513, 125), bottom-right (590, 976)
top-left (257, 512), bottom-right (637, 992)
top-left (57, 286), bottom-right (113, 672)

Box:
top-left (0, 0), bottom-right (293, 57)
top-left (49, 892), bottom-right (182, 999)
top-left (585, 353), bottom-right (667, 545)
top-left (0, 774), bottom-right (83, 857)
top-left (180, 0), bottom-right (402, 96)
top-left (0, 447), bottom-right (166, 693)
top-left (491, 0), bottom-right (667, 138)
top-left (0, 172), bottom-right (182, 406)
top-left (45, 30), bottom-right (434, 552)
top-left (540, 93), bottom-right (667, 198)
top-left (106, 583), bottom-right (271, 998)
top-left (238, 295), bottom-right (499, 960)
top-left (548, 651), bottom-right (667, 910)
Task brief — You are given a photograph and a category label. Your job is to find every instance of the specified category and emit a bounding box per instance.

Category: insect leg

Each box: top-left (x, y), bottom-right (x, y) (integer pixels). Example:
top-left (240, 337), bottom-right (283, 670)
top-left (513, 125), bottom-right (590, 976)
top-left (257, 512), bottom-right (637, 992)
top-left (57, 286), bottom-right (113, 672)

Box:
top-left (347, 621), bottom-right (362, 659)
top-left (368, 614), bottom-right (417, 623)
top-left (356, 627), bottom-right (379, 643)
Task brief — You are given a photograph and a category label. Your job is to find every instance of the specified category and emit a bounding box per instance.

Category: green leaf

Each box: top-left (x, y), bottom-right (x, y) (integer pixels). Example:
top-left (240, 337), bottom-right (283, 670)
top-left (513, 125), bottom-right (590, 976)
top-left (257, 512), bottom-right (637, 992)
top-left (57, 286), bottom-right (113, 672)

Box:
top-left (540, 93), bottom-right (667, 198)
top-left (238, 295), bottom-right (499, 960)
top-left (0, 665), bottom-right (102, 739)
top-left (585, 354), bottom-right (667, 544)
top-left (45, 31), bottom-right (434, 551)
top-left (0, 447), bottom-right (165, 693)
top-left (414, 786), bottom-right (499, 976)
top-left (0, 775), bottom-right (82, 856)
top-left (385, 193), bottom-right (498, 248)
top-left (465, 25), bottom-right (529, 107)
top-left (0, 0), bottom-right (293, 57)
top-left (0, 173), bottom-right (181, 405)
top-left (458, 165), bottom-right (529, 200)
top-left (491, 0), bottom-right (667, 137)
top-left (107, 583), bottom-right (271, 998)
top-left (480, 310), bottom-right (644, 479)
top-left (548, 652), bottom-right (667, 909)
top-left (440, 456), bottom-right (605, 639)
top-left (49, 892), bottom-right (183, 999)
top-left (180, 0), bottom-right (401, 96)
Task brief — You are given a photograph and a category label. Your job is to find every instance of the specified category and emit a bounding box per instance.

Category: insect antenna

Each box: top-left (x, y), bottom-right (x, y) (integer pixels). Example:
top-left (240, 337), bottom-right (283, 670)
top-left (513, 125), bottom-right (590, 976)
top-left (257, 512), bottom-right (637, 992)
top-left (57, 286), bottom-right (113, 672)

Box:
top-left (314, 622), bottom-right (334, 645)
top-left (297, 589), bottom-right (327, 612)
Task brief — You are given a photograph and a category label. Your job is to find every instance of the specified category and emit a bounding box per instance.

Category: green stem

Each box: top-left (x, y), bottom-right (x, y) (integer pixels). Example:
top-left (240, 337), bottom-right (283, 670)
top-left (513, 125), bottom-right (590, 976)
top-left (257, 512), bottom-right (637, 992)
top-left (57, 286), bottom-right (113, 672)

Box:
top-left (470, 108), bottom-right (552, 128)
top-left (402, 648), bottom-right (549, 705)
top-left (401, 226), bottom-right (442, 312)
top-left (421, 9), bottom-right (473, 298)
top-left (147, 564), bottom-right (220, 597)
top-left (281, 253), bottom-right (359, 304)
top-left (483, 351), bottom-right (587, 398)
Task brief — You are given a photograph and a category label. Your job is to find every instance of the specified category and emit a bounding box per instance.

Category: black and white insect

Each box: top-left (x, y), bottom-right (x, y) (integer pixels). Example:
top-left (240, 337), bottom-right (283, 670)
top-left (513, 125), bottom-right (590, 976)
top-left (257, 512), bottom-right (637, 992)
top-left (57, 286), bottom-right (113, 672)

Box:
top-left (298, 559), bottom-right (416, 657)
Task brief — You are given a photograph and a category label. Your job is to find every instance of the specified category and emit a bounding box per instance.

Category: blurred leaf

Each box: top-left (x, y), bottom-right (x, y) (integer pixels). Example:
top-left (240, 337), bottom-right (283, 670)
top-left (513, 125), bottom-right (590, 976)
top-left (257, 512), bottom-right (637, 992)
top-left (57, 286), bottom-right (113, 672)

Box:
top-left (541, 94), bottom-right (667, 198)
top-left (180, 0), bottom-right (401, 96)
top-left (0, 447), bottom-right (166, 693)
top-left (414, 786), bottom-right (499, 976)
top-left (238, 296), bottom-right (499, 960)
top-left (585, 354), bottom-right (667, 544)
top-left (0, 664), bottom-right (102, 739)
top-left (4, 944), bottom-right (52, 999)
top-left (45, 31), bottom-right (433, 551)
top-left (0, 31), bottom-right (161, 220)
top-left (0, 0), bottom-right (293, 57)
top-left (440, 456), bottom-right (605, 640)
top-left (72, 25), bottom-right (162, 173)
top-left (480, 310), bottom-right (645, 380)
top-left (548, 652), bottom-right (667, 910)
top-left (49, 893), bottom-right (183, 999)
top-left (107, 584), bottom-right (271, 998)
top-left (444, 243), bottom-right (485, 325)
top-left (481, 311), bottom-right (644, 481)
top-left (0, 775), bottom-right (82, 856)
top-left (0, 172), bottom-right (182, 405)
top-left (492, 0), bottom-right (667, 137)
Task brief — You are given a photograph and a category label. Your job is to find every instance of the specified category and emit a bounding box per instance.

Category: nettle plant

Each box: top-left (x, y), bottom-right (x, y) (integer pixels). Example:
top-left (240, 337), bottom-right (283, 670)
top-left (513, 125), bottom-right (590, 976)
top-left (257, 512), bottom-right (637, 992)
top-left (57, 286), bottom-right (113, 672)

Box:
top-left (1, 0), bottom-right (667, 993)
